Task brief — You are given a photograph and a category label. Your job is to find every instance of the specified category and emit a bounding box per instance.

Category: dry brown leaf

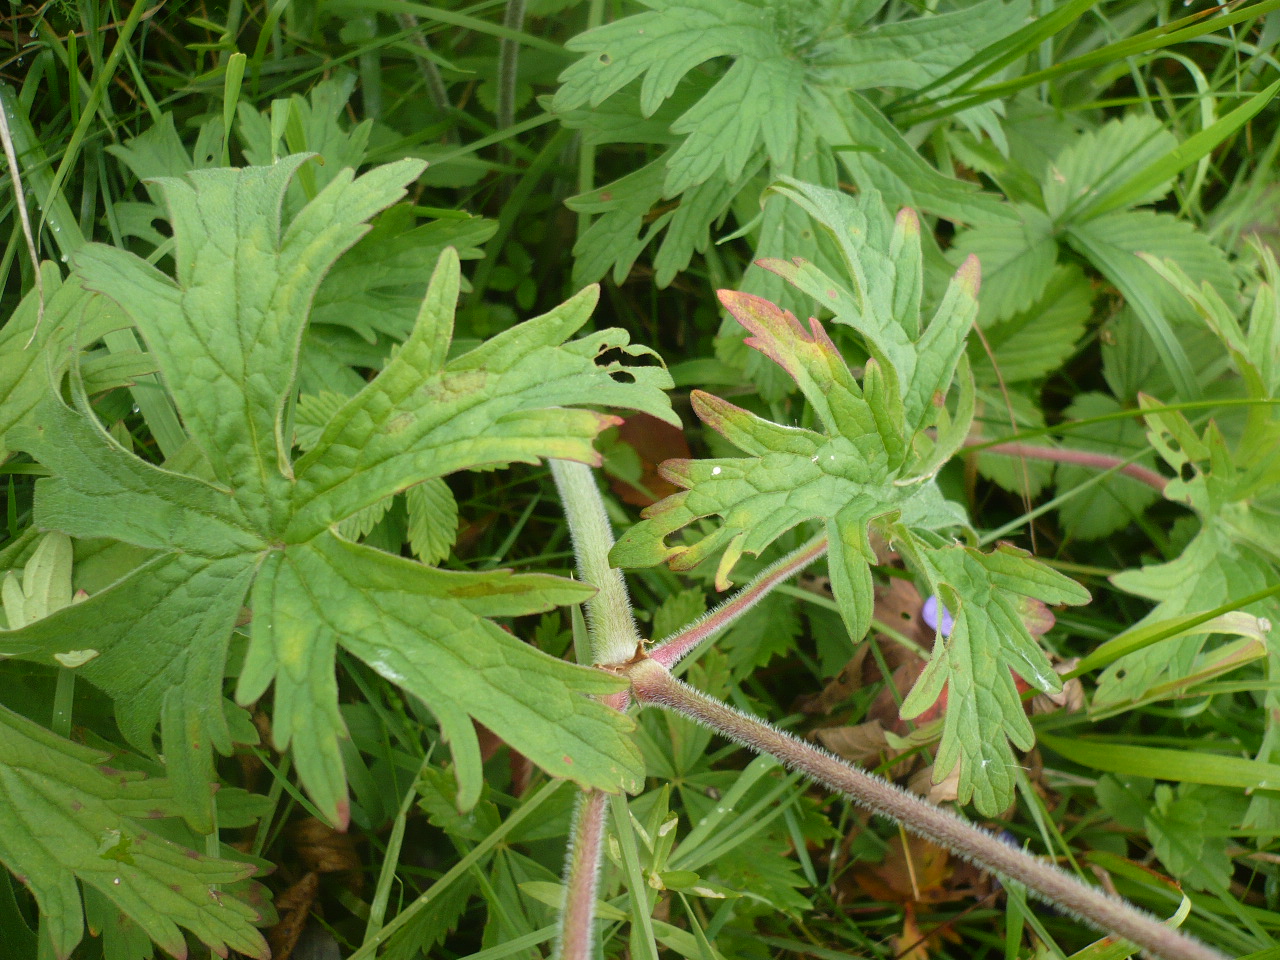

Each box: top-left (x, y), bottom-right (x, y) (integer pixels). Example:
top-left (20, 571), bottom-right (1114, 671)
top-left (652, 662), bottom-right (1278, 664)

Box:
top-left (796, 643), bottom-right (870, 715)
top-left (892, 903), bottom-right (964, 960)
top-left (908, 763), bottom-right (960, 805)
top-left (607, 413), bottom-right (691, 507)
top-left (1032, 657), bottom-right (1085, 715)
top-left (815, 719), bottom-right (889, 765)
top-left (853, 834), bottom-right (952, 904)
top-left (268, 870), bottom-right (319, 960)
top-left (287, 817), bottom-right (361, 879)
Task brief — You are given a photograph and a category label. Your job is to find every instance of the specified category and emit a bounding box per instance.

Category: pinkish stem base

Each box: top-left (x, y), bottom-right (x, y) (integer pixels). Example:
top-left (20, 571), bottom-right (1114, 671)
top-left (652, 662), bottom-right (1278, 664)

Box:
top-left (968, 439), bottom-right (1169, 493)
top-left (649, 535), bottom-right (828, 669)
top-left (556, 789), bottom-right (610, 960)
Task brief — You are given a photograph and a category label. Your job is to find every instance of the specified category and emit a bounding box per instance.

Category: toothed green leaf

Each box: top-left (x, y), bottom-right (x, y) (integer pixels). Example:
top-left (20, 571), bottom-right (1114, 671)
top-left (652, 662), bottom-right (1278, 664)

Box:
top-left (1067, 208), bottom-right (1234, 401)
top-left (5, 158), bottom-right (676, 832)
top-left (969, 264), bottom-right (1091, 384)
top-left (0, 263), bottom-right (128, 459)
top-left (1100, 248), bottom-right (1280, 834)
top-left (948, 204), bottom-right (1057, 325)
top-left (610, 190), bottom-right (1087, 813)
top-left (0, 702), bottom-right (270, 960)
top-left (554, 0), bottom-right (1020, 289)
top-left (406, 478), bottom-right (459, 566)
top-left (1043, 115), bottom-right (1177, 221)
top-left (898, 540), bottom-right (1088, 813)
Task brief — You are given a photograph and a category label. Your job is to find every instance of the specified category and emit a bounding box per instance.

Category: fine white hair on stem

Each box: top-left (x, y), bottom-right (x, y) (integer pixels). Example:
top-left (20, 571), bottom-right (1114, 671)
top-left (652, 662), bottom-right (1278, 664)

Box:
top-left (551, 459), bottom-right (642, 665)
top-left (649, 534), bottom-right (828, 669)
top-left (626, 657), bottom-right (1227, 960)
top-left (556, 789), bottom-right (610, 960)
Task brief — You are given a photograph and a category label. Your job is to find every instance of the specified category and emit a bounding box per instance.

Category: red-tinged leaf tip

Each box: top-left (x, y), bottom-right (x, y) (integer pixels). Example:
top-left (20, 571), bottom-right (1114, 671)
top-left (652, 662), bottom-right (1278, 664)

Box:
top-left (895, 207), bottom-right (920, 235)
top-left (656, 459), bottom-right (694, 488)
top-left (334, 798), bottom-right (351, 832)
top-left (955, 254), bottom-right (981, 297)
top-left (718, 289), bottom-right (807, 340)
top-left (666, 544), bottom-right (691, 568)
top-left (807, 315), bottom-right (838, 355)
top-left (688, 388), bottom-right (716, 417)
top-left (689, 389), bottom-right (748, 434)
top-left (1017, 597), bottom-right (1056, 637)
top-left (638, 492), bottom-right (687, 520)
top-left (753, 256), bottom-right (788, 273)
top-left (993, 540), bottom-right (1030, 558)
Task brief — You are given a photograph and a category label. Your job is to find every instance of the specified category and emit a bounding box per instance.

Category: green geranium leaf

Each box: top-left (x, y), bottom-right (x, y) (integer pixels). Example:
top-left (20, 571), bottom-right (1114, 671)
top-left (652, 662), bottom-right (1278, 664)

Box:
top-left (0, 702), bottom-right (269, 959)
top-left (1099, 248), bottom-right (1280, 833)
top-left (0, 263), bottom-right (128, 458)
top-left (554, 0), bottom-right (1019, 290)
top-left (5, 158), bottom-right (675, 830)
top-left (897, 540), bottom-right (1088, 813)
top-left (611, 187), bottom-right (1088, 813)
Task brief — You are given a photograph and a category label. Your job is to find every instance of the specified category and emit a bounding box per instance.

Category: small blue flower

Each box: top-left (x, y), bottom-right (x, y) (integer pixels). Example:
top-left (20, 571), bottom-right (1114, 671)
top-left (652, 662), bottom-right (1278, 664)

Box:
top-left (921, 594), bottom-right (954, 637)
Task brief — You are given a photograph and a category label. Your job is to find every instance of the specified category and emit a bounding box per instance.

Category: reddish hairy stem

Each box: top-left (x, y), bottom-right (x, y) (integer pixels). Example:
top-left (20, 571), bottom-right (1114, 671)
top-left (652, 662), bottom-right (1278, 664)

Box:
top-left (626, 658), bottom-right (1226, 960)
top-left (556, 789), bottom-right (610, 960)
top-left (968, 439), bottom-right (1169, 493)
top-left (649, 535), bottom-right (829, 669)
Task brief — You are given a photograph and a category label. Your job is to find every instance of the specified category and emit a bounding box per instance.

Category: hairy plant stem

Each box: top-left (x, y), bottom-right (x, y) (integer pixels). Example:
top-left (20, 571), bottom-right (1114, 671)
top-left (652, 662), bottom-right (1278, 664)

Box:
top-left (649, 535), bottom-right (829, 669)
top-left (557, 790), bottom-right (610, 960)
top-left (625, 657), bottom-right (1225, 960)
top-left (966, 438), bottom-right (1169, 492)
top-left (551, 459), bottom-right (642, 666)
top-left (394, 14), bottom-right (453, 122)
top-left (552, 460), bottom-right (641, 960)
top-left (497, 0), bottom-right (526, 130)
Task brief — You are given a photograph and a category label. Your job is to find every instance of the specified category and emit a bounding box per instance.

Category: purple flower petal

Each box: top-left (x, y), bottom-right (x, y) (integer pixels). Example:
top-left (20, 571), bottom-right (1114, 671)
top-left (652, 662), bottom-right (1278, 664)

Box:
top-left (921, 594), bottom-right (954, 637)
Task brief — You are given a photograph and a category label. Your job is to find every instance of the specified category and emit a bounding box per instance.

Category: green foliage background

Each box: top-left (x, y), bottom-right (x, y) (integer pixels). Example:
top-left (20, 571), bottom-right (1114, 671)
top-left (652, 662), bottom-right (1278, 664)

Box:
top-left (1, 1), bottom-right (1279, 958)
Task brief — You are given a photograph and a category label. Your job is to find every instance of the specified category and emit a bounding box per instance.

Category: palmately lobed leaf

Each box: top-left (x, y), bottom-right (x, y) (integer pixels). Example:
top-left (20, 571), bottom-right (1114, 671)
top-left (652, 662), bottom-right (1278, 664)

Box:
top-left (4, 157), bottom-right (676, 832)
top-left (0, 703), bottom-right (269, 960)
top-left (897, 539), bottom-right (1089, 812)
top-left (553, 0), bottom-right (1018, 294)
top-left (612, 187), bottom-right (1089, 812)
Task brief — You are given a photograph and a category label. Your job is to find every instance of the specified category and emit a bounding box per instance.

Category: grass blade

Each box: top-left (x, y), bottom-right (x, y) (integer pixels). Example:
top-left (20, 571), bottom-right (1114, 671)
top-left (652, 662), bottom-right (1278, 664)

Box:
top-left (1081, 79), bottom-right (1280, 220)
